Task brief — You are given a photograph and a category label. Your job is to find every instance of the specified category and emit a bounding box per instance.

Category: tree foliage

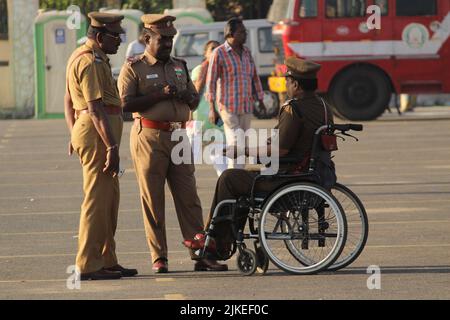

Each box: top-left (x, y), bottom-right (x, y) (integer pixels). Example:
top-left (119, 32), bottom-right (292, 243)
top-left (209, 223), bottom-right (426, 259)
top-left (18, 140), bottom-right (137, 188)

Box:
top-left (39, 0), bottom-right (170, 14)
top-left (206, 0), bottom-right (273, 21)
top-left (39, 0), bottom-right (273, 20)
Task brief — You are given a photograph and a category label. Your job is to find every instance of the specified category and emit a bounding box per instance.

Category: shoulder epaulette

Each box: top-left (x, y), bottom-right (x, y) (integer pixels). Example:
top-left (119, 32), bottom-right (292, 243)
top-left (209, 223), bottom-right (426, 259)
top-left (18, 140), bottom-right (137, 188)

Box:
top-left (68, 49), bottom-right (94, 69)
top-left (282, 98), bottom-right (302, 118)
top-left (127, 54), bottom-right (146, 68)
top-left (281, 98), bottom-right (295, 108)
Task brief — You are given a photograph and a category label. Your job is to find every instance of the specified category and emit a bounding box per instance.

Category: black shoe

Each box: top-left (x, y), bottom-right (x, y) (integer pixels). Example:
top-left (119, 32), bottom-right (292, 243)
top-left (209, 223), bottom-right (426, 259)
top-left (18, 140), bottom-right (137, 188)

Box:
top-left (104, 264), bottom-right (138, 277)
top-left (80, 269), bottom-right (122, 281)
top-left (194, 259), bottom-right (228, 271)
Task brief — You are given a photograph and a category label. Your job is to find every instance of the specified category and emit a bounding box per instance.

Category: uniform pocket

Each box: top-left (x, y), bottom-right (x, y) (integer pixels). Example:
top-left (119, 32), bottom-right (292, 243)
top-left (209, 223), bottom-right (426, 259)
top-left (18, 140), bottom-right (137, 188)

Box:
top-left (139, 76), bottom-right (161, 95)
top-left (71, 115), bottom-right (96, 151)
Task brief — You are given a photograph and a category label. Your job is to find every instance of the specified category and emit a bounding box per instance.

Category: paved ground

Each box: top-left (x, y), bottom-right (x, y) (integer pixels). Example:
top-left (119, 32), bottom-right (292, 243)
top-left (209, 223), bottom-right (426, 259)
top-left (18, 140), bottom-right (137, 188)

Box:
top-left (0, 108), bottom-right (450, 300)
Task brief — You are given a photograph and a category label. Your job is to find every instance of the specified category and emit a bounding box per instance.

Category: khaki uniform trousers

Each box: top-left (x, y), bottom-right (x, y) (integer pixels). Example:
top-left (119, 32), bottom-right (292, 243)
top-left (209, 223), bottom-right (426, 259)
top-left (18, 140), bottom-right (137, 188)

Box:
top-left (71, 114), bottom-right (123, 274)
top-left (219, 108), bottom-right (252, 170)
top-left (130, 124), bottom-right (204, 263)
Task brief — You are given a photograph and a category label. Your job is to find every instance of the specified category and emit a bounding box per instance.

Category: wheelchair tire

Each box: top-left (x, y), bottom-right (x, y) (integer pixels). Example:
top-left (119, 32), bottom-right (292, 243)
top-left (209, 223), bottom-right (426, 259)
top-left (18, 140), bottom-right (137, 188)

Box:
top-left (258, 183), bottom-right (347, 275)
top-left (328, 183), bottom-right (368, 271)
top-left (237, 248), bottom-right (258, 276)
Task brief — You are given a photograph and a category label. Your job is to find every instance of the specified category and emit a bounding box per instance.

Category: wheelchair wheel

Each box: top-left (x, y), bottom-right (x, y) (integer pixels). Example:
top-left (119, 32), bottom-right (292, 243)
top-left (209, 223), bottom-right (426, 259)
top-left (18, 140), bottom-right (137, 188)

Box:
top-left (258, 183), bottom-right (347, 275)
top-left (328, 183), bottom-right (368, 271)
top-left (237, 248), bottom-right (257, 276)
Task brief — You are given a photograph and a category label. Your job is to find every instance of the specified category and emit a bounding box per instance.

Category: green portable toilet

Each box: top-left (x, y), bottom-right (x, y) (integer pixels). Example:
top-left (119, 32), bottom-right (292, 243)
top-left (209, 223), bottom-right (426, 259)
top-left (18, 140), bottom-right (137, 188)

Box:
top-left (34, 10), bottom-right (87, 119)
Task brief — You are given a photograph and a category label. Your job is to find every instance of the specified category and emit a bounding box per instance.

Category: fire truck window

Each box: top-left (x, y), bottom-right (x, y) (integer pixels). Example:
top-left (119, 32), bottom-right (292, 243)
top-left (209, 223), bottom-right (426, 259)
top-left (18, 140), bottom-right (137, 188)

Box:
top-left (396, 0), bottom-right (437, 16)
top-left (258, 27), bottom-right (274, 53)
top-left (175, 33), bottom-right (209, 57)
top-left (374, 0), bottom-right (388, 16)
top-left (268, 0), bottom-right (296, 22)
top-left (299, 0), bottom-right (318, 18)
top-left (0, 0), bottom-right (8, 40)
top-left (325, 0), bottom-right (367, 18)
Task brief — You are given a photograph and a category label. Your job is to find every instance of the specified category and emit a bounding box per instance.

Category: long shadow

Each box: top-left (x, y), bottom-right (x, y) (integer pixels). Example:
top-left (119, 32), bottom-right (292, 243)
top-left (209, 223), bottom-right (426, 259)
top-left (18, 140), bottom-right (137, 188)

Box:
top-left (330, 265), bottom-right (450, 275)
top-left (358, 191), bottom-right (450, 196)
top-left (125, 265), bottom-right (450, 280)
top-left (348, 181), bottom-right (450, 187)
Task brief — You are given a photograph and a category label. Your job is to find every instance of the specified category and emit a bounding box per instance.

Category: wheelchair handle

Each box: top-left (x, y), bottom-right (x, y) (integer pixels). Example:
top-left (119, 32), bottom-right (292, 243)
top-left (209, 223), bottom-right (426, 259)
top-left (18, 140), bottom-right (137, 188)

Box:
top-left (334, 124), bottom-right (363, 132)
top-left (315, 123), bottom-right (364, 135)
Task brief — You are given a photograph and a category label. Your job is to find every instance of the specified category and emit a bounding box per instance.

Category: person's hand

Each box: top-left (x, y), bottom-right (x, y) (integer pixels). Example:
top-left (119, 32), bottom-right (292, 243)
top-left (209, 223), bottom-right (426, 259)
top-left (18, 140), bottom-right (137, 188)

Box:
top-left (178, 89), bottom-right (194, 104)
top-left (223, 145), bottom-right (236, 158)
top-left (209, 109), bottom-right (220, 125)
top-left (223, 146), bottom-right (247, 159)
top-left (104, 147), bottom-right (120, 178)
top-left (258, 100), bottom-right (267, 115)
top-left (162, 84), bottom-right (177, 97)
top-left (69, 141), bottom-right (82, 164)
top-left (68, 141), bottom-right (74, 156)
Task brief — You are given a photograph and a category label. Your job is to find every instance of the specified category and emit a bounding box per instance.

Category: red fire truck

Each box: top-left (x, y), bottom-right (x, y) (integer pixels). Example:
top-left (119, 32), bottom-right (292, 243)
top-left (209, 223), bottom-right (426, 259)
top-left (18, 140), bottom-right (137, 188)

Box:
top-left (267, 0), bottom-right (450, 120)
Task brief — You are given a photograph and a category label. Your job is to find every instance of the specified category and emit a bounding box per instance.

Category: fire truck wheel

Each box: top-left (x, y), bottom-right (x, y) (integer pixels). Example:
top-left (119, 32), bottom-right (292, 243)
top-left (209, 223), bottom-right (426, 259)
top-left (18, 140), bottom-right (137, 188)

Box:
top-left (329, 66), bottom-right (391, 121)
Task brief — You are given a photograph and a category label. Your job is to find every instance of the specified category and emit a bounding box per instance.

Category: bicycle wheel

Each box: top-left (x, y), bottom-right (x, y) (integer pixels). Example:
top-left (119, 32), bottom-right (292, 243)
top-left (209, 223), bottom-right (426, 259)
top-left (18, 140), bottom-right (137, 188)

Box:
top-left (258, 183), bottom-right (347, 275)
top-left (328, 183), bottom-right (368, 271)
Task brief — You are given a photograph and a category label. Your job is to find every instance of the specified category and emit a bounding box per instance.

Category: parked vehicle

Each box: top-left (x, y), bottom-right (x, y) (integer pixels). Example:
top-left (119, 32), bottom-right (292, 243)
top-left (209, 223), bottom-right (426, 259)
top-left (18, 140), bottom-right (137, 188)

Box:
top-left (173, 19), bottom-right (280, 119)
top-left (267, 0), bottom-right (450, 120)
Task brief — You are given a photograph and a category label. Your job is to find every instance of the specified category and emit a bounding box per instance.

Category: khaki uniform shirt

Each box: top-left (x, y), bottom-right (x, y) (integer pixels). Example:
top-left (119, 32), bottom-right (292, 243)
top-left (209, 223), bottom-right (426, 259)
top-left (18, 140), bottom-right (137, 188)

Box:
top-left (117, 51), bottom-right (196, 122)
top-left (276, 92), bottom-right (334, 161)
top-left (66, 39), bottom-right (121, 110)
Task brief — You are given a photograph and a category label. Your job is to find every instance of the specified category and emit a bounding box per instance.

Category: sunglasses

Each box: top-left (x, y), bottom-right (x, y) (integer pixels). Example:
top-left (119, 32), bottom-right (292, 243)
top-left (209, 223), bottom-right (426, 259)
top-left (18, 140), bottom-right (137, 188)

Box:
top-left (103, 33), bottom-right (122, 41)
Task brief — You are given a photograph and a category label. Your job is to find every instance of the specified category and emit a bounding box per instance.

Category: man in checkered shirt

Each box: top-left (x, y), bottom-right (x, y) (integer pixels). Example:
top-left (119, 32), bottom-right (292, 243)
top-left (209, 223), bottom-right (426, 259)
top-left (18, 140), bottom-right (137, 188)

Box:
top-left (205, 18), bottom-right (267, 169)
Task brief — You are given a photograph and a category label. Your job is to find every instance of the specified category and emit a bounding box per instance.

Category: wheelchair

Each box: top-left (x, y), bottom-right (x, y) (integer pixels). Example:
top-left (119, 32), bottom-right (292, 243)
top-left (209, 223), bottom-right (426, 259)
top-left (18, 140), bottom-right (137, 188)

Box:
top-left (194, 123), bottom-right (368, 276)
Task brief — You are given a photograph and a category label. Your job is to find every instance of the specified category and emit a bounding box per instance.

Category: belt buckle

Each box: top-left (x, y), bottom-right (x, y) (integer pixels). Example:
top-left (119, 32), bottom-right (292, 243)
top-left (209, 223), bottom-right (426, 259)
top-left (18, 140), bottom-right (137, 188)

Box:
top-left (169, 122), bottom-right (182, 131)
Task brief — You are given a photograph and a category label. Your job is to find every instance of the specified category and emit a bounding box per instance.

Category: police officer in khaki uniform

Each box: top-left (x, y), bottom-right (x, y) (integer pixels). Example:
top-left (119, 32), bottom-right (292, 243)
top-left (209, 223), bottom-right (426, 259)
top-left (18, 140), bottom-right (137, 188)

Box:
top-left (187, 57), bottom-right (334, 259)
top-left (65, 12), bottom-right (137, 280)
top-left (118, 14), bottom-right (227, 273)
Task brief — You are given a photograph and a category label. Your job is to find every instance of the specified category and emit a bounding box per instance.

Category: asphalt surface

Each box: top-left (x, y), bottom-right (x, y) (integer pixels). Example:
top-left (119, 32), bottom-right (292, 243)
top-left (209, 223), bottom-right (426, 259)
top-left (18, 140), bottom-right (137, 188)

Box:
top-left (0, 107), bottom-right (450, 300)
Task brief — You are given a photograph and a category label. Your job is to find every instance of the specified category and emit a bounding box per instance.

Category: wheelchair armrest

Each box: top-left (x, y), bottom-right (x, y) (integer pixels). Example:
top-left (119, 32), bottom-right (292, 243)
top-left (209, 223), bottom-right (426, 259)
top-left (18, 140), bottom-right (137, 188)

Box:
top-left (255, 156), bottom-right (301, 166)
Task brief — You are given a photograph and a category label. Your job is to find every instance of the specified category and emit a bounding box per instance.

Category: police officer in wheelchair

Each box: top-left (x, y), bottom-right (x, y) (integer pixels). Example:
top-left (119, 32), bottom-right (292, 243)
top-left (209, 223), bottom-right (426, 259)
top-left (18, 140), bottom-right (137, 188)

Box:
top-left (183, 57), bottom-right (337, 271)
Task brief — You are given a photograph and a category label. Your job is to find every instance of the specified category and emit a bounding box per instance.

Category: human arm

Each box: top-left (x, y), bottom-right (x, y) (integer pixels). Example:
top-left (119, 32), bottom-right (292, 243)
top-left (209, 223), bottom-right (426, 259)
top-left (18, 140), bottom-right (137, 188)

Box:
top-left (121, 85), bottom-right (177, 113)
top-left (223, 105), bottom-right (298, 159)
top-left (64, 90), bottom-right (76, 156)
top-left (79, 62), bottom-right (120, 176)
top-left (250, 54), bottom-right (266, 114)
top-left (117, 64), bottom-right (176, 113)
top-left (223, 143), bottom-right (289, 159)
top-left (204, 51), bottom-right (221, 124)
